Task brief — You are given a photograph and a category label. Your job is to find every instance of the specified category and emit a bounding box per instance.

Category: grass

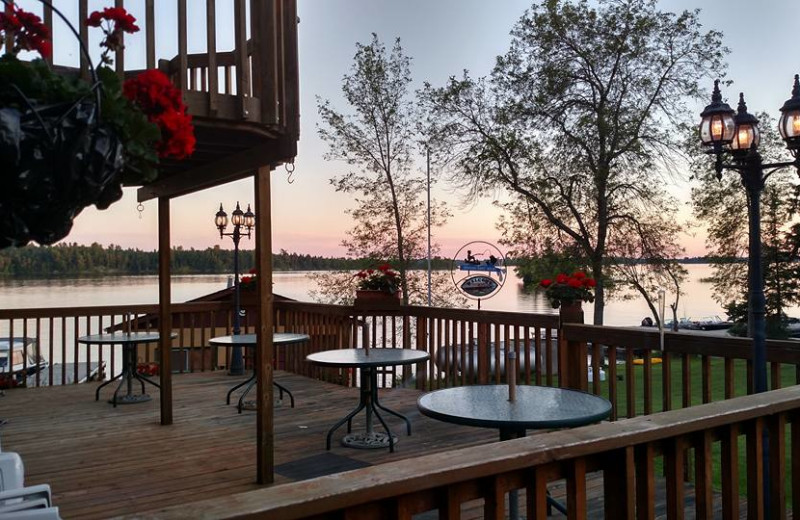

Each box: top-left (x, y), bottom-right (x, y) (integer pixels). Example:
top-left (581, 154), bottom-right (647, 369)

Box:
top-left (594, 354), bottom-right (798, 500)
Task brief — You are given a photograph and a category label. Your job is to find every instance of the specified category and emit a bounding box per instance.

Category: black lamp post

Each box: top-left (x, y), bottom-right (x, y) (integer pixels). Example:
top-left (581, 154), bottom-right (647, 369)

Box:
top-left (215, 202), bottom-right (255, 376)
top-left (699, 76), bottom-right (800, 514)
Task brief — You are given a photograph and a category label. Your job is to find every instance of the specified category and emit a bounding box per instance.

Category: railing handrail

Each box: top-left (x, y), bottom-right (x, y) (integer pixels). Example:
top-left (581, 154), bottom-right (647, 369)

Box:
top-left (276, 300), bottom-right (562, 328)
top-left (563, 323), bottom-right (800, 362)
top-left (0, 301), bottom-right (228, 320)
top-left (138, 384), bottom-right (800, 519)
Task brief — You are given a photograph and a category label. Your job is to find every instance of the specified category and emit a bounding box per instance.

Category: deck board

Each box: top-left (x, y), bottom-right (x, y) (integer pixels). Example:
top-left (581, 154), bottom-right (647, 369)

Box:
top-left (0, 371), bottom-right (753, 519)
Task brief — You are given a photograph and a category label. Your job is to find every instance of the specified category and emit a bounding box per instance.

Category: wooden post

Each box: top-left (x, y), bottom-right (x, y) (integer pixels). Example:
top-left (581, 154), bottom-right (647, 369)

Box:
top-left (559, 301), bottom-right (587, 390)
top-left (158, 197), bottom-right (173, 425)
top-left (255, 166), bottom-right (274, 485)
top-left (477, 322), bottom-right (489, 384)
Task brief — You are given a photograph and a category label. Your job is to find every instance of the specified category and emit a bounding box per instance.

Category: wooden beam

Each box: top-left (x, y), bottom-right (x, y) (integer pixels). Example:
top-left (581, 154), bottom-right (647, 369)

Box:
top-left (158, 197), bottom-right (173, 425)
top-left (136, 137), bottom-right (296, 202)
top-left (255, 165), bottom-right (275, 485)
top-left (145, 1), bottom-right (155, 69)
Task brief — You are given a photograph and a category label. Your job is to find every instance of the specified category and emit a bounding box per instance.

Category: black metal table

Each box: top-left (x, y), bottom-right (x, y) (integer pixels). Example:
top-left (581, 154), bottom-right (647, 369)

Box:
top-left (305, 348), bottom-right (430, 452)
top-left (78, 331), bottom-right (174, 407)
top-left (209, 333), bottom-right (310, 412)
top-left (417, 385), bottom-right (612, 519)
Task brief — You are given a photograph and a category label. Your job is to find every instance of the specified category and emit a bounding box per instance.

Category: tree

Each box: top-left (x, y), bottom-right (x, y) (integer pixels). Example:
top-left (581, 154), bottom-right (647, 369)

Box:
top-left (315, 34), bottom-right (458, 306)
top-left (420, 0), bottom-right (726, 324)
top-left (690, 112), bottom-right (800, 337)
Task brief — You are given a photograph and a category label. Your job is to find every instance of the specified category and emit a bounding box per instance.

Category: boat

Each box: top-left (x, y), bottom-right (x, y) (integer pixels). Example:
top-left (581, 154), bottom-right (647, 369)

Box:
top-left (684, 316), bottom-right (733, 331)
top-left (456, 254), bottom-right (505, 281)
top-left (0, 337), bottom-right (105, 388)
top-left (0, 337), bottom-right (48, 388)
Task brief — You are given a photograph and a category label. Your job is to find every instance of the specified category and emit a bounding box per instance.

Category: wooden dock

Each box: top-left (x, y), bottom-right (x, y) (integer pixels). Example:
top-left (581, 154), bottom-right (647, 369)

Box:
top-left (0, 371), bottom-right (749, 519)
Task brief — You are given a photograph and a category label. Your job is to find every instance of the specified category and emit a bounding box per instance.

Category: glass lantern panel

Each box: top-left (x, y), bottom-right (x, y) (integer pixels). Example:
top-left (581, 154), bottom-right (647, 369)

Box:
top-left (700, 114), bottom-right (735, 145)
top-left (779, 110), bottom-right (800, 140)
top-left (731, 124), bottom-right (759, 151)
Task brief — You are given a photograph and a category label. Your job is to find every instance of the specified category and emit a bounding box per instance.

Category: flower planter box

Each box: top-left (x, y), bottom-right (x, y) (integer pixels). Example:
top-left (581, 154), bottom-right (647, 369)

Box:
top-left (354, 290), bottom-right (401, 310)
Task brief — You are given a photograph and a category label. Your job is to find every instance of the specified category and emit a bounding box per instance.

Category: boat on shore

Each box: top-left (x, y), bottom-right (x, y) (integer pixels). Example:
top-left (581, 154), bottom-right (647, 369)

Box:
top-left (0, 337), bottom-right (47, 387)
top-left (684, 316), bottom-right (733, 331)
top-left (0, 337), bottom-right (105, 388)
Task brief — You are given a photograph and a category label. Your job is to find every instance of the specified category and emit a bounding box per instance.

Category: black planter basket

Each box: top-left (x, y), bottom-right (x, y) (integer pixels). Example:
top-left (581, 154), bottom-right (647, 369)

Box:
top-left (0, 0), bottom-right (125, 249)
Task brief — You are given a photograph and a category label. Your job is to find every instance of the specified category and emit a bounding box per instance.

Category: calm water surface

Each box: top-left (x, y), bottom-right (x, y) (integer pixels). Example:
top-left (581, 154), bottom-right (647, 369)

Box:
top-left (0, 265), bottom-right (797, 326)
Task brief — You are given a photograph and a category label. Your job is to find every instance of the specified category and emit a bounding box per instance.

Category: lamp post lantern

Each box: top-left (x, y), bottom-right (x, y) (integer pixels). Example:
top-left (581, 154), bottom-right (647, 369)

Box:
top-left (698, 76), bottom-right (800, 515)
top-left (215, 202), bottom-right (255, 376)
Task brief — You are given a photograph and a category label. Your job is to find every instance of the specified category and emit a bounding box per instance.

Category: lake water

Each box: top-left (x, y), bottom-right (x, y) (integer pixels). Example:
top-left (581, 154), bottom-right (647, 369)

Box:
top-left (2, 264), bottom-right (795, 326)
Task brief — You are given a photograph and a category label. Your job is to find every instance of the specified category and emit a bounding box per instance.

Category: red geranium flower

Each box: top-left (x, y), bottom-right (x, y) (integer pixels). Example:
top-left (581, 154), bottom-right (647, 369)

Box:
top-left (355, 263), bottom-right (401, 294)
top-left (123, 69), bottom-right (196, 159)
top-left (538, 271), bottom-right (596, 309)
top-left (0, 6), bottom-right (51, 59)
top-left (86, 7), bottom-right (140, 64)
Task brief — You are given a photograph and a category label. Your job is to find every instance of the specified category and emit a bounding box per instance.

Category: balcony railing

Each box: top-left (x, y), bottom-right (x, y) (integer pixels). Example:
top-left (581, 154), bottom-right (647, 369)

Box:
top-left (168, 384), bottom-right (800, 519)
top-left (6, 300), bottom-right (800, 420)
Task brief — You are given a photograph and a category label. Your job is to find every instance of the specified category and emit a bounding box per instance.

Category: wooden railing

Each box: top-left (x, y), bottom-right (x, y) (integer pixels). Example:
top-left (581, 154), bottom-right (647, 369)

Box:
top-left (0, 302), bottom-right (238, 386)
top-left (562, 324), bottom-right (800, 421)
top-left (273, 301), bottom-right (561, 390)
top-left (149, 383), bottom-right (800, 519)
top-left (5, 0), bottom-right (299, 134)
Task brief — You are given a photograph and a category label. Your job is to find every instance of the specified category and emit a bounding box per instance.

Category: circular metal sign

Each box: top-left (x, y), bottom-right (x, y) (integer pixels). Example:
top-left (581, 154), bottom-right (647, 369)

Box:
top-left (451, 241), bottom-right (507, 301)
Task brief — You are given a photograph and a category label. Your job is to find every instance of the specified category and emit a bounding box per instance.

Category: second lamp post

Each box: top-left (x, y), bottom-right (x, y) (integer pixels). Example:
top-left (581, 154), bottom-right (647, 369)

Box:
top-left (215, 202), bottom-right (255, 376)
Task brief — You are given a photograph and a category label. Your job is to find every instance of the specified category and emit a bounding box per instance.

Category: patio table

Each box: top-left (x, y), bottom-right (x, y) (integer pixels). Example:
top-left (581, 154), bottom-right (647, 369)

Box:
top-left (209, 333), bottom-right (310, 412)
top-left (418, 384), bottom-right (611, 519)
top-left (78, 331), bottom-right (176, 407)
top-left (306, 348), bottom-right (429, 452)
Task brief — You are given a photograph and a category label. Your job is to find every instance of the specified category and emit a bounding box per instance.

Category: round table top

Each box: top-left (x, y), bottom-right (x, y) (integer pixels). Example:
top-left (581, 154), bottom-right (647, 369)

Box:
top-left (306, 348), bottom-right (429, 368)
top-left (208, 332), bottom-right (310, 346)
top-left (417, 385), bottom-right (611, 431)
top-left (77, 331), bottom-right (175, 345)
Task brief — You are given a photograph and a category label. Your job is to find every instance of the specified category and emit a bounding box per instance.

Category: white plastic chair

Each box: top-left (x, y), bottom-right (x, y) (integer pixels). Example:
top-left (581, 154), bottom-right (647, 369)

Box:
top-left (0, 484), bottom-right (52, 509)
top-left (0, 452), bottom-right (24, 491)
top-left (0, 506), bottom-right (61, 520)
top-left (0, 497), bottom-right (49, 514)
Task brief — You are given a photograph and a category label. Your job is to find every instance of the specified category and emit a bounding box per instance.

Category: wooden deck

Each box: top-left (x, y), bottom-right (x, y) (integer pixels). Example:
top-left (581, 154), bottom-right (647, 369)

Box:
top-left (0, 371), bottom-right (750, 519)
top-left (0, 370), bottom-right (498, 518)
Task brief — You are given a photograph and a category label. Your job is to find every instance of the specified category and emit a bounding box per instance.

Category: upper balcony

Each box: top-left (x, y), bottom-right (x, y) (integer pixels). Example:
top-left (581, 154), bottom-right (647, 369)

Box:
top-left (7, 0), bottom-right (299, 201)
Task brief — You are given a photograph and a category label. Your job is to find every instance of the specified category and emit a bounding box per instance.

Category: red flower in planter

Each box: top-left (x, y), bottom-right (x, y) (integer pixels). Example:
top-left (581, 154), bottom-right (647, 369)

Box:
top-left (539, 272), bottom-right (596, 309)
top-left (355, 263), bottom-right (401, 294)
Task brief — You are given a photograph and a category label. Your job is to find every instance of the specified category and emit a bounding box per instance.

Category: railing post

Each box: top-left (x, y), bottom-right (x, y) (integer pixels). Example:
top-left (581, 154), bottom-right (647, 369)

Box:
top-left (415, 315), bottom-right (428, 390)
top-left (559, 302), bottom-right (586, 390)
top-left (477, 322), bottom-right (490, 384)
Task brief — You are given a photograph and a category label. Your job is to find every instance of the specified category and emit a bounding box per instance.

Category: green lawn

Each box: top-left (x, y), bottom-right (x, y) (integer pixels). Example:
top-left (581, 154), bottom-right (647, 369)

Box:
top-left (593, 355), bottom-right (798, 499)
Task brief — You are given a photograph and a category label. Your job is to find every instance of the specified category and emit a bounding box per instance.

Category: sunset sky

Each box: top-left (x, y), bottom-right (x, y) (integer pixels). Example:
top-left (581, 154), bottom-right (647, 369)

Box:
top-left (59, 0), bottom-right (800, 259)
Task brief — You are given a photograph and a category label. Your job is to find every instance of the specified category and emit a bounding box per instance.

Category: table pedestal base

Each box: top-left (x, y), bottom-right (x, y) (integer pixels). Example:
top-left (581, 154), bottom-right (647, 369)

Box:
top-left (226, 374), bottom-right (295, 413)
top-left (325, 367), bottom-right (410, 453)
top-left (96, 345), bottom-right (160, 408)
top-left (342, 431), bottom-right (398, 449)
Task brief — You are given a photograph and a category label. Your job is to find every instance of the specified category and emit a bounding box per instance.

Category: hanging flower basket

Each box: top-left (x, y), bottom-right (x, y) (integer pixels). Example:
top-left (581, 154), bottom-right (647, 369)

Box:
top-left (0, 2), bottom-right (194, 250)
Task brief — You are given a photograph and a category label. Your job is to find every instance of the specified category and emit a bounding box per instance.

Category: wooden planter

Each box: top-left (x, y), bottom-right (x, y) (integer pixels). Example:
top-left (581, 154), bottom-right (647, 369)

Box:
top-left (559, 300), bottom-right (584, 325)
top-left (354, 290), bottom-right (401, 310)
